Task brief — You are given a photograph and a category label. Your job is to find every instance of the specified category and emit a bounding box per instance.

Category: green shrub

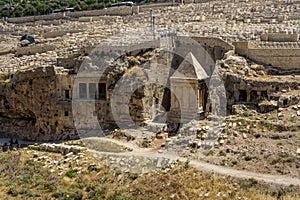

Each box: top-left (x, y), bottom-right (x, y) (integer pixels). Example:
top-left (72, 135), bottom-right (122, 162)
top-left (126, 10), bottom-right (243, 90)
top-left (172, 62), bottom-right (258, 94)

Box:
top-left (53, 188), bottom-right (83, 200)
top-left (271, 159), bottom-right (280, 165)
top-left (65, 169), bottom-right (78, 179)
top-left (87, 186), bottom-right (107, 199)
top-left (108, 191), bottom-right (132, 200)
top-left (116, 193), bottom-right (132, 200)
top-left (68, 188), bottom-right (83, 200)
top-left (248, 178), bottom-right (258, 186)
top-left (7, 186), bottom-right (19, 197)
top-left (277, 141), bottom-right (283, 145)
top-left (44, 182), bottom-right (57, 192)
top-left (21, 174), bottom-right (32, 184)
top-left (139, 140), bottom-right (150, 148)
top-left (244, 155), bottom-right (253, 161)
top-left (183, 159), bottom-right (190, 169)
top-left (254, 134), bottom-right (261, 138)
top-left (219, 150), bottom-right (226, 156)
top-left (128, 173), bottom-right (139, 180)
top-left (18, 188), bottom-right (33, 196)
top-left (5, 81), bottom-right (13, 88)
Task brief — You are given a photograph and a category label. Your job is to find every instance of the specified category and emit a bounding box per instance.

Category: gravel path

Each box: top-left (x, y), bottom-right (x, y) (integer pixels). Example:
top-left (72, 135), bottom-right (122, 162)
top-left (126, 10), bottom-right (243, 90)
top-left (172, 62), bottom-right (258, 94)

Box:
top-left (88, 137), bottom-right (300, 186)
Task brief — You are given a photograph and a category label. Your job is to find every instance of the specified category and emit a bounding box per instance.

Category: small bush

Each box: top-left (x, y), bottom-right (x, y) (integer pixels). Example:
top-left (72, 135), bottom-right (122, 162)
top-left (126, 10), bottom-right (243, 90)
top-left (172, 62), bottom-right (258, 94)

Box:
top-left (277, 141), bottom-right (283, 145)
top-left (116, 193), bottom-right (132, 200)
top-left (254, 134), bottom-right (261, 138)
top-left (18, 188), bottom-right (33, 196)
top-left (248, 178), bottom-right (258, 186)
top-left (65, 169), bottom-right (78, 179)
top-left (219, 151), bottom-right (226, 156)
top-left (239, 113), bottom-right (249, 117)
top-left (128, 173), bottom-right (139, 180)
top-left (271, 159), bottom-right (280, 165)
top-left (44, 182), bottom-right (57, 192)
top-left (88, 164), bottom-right (101, 172)
top-left (108, 191), bottom-right (132, 200)
top-left (87, 186), bottom-right (107, 199)
top-left (284, 158), bottom-right (293, 163)
top-left (68, 188), bottom-right (83, 200)
top-left (183, 160), bottom-right (190, 169)
top-left (139, 140), bottom-right (150, 148)
top-left (221, 159), bottom-right (226, 166)
top-left (7, 186), bottom-right (19, 197)
top-left (244, 155), bottom-right (253, 161)
top-left (21, 174), bottom-right (31, 184)
top-left (232, 160), bottom-right (238, 165)
top-left (53, 188), bottom-right (83, 200)
top-left (5, 81), bottom-right (13, 88)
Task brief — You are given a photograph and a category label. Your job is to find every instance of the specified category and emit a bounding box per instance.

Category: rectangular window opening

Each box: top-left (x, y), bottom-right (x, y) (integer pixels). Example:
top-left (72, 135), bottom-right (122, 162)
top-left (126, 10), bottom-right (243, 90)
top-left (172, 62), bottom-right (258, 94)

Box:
top-left (79, 83), bottom-right (87, 99)
top-left (89, 83), bottom-right (97, 99)
top-left (239, 90), bottom-right (247, 102)
top-left (65, 90), bottom-right (70, 99)
top-left (98, 83), bottom-right (106, 100)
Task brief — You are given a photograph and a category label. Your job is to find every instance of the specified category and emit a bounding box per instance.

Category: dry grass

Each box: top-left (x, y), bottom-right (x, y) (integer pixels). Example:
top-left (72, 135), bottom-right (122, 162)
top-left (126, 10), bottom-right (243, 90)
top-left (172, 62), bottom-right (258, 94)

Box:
top-left (126, 166), bottom-right (299, 200)
top-left (0, 149), bottom-right (299, 200)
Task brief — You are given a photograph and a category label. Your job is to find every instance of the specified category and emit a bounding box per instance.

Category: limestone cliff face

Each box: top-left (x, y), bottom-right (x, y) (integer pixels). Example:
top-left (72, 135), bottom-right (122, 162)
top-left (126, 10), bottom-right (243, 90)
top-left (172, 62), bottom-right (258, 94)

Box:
top-left (0, 66), bottom-right (76, 141)
top-left (0, 48), bottom-right (232, 141)
top-left (218, 55), bottom-right (300, 113)
top-left (0, 50), bottom-right (166, 141)
top-left (2, 46), bottom-right (297, 141)
top-left (0, 48), bottom-right (166, 141)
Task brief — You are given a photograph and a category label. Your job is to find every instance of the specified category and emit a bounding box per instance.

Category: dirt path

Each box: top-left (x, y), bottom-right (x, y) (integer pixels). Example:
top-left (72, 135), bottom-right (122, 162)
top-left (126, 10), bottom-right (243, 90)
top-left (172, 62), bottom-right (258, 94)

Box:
top-left (87, 137), bottom-right (300, 186)
top-left (188, 160), bottom-right (300, 186)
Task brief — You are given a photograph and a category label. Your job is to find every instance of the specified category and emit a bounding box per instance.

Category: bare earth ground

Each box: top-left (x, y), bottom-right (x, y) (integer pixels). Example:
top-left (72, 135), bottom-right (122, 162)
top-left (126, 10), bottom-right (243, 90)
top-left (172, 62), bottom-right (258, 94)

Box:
top-left (198, 106), bottom-right (300, 178)
top-left (0, 145), bottom-right (299, 200)
top-left (95, 104), bottom-right (300, 185)
top-left (88, 137), bottom-right (300, 186)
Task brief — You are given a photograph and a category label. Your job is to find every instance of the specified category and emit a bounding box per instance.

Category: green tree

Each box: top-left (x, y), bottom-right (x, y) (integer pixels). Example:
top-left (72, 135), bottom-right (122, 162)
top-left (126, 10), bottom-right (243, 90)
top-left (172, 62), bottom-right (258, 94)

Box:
top-left (36, 1), bottom-right (49, 15)
top-left (24, 4), bottom-right (37, 16)
top-left (13, 5), bottom-right (24, 17)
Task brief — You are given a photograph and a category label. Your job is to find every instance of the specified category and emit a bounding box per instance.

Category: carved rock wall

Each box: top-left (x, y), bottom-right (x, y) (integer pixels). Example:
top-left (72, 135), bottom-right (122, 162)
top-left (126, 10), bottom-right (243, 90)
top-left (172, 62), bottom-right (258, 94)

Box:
top-left (0, 66), bottom-right (76, 141)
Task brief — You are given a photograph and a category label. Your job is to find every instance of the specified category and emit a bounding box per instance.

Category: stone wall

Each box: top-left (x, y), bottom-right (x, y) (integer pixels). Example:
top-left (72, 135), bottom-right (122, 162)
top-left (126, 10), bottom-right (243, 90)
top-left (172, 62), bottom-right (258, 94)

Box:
top-left (15, 45), bottom-right (56, 56)
top-left (42, 30), bottom-right (82, 38)
top-left (5, 2), bottom-right (184, 24)
top-left (57, 57), bottom-right (79, 69)
top-left (7, 14), bottom-right (64, 23)
top-left (233, 41), bottom-right (249, 56)
top-left (261, 33), bottom-right (299, 42)
top-left (191, 37), bottom-right (234, 52)
top-left (6, 6), bottom-right (139, 24)
top-left (78, 17), bottom-right (93, 22)
top-left (66, 7), bottom-right (135, 18)
top-left (0, 49), bottom-right (14, 56)
top-left (184, 0), bottom-right (213, 3)
top-left (288, 14), bottom-right (300, 20)
top-left (233, 41), bottom-right (300, 70)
